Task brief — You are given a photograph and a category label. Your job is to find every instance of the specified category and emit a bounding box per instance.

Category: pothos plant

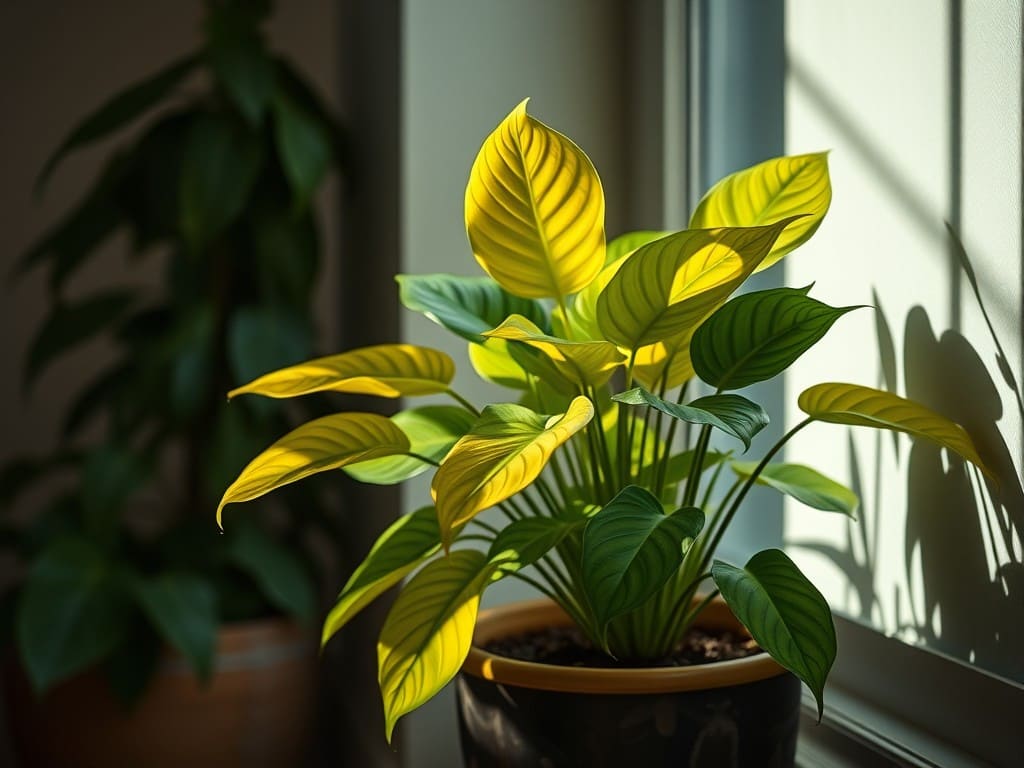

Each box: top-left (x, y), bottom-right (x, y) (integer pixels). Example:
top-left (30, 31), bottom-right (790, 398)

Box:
top-left (218, 100), bottom-right (989, 739)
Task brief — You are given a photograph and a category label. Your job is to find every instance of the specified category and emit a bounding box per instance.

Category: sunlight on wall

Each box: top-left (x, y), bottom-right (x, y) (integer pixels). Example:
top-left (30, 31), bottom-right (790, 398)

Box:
top-left (784, 0), bottom-right (1023, 682)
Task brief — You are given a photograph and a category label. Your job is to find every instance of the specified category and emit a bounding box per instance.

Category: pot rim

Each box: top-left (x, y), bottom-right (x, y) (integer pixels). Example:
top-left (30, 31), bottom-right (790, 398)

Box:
top-left (462, 597), bottom-right (788, 694)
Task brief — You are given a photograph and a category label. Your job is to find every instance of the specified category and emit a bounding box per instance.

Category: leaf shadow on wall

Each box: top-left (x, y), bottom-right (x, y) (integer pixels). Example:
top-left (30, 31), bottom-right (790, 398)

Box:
top-left (792, 235), bottom-right (1024, 683)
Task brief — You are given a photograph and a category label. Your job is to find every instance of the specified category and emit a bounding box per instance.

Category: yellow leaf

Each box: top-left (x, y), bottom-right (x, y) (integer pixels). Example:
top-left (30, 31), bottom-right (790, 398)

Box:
top-left (467, 337), bottom-right (531, 390)
top-left (597, 220), bottom-right (798, 351)
top-left (465, 99), bottom-right (605, 300)
top-left (562, 253), bottom-right (628, 341)
top-left (377, 550), bottom-right (493, 741)
top-left (632, 330), bottom-right (696, 390)
top-left (484, 314), bottom-right (626, 387)
top-left (227, 344), bottom-right (455, 400)
top-left (690, 152), bottom-right (831, 272)
top-left (217, 413), bottom-right (410, 525)
top-left (798, 383), bottom-right (990, 476)
top-left (432, 397), bottom-right (595, 546)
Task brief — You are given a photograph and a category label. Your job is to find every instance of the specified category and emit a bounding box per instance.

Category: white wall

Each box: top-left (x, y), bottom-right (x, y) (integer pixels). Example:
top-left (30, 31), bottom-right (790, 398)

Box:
top-left (783, 0), bottom-right (1023, 682)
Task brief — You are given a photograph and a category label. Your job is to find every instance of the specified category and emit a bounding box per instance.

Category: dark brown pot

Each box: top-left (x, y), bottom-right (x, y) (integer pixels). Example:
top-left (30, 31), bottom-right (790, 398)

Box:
top-left (3, 617), bottom-right (317, 768)
top-left (457, 598), bottom-right (801, 768)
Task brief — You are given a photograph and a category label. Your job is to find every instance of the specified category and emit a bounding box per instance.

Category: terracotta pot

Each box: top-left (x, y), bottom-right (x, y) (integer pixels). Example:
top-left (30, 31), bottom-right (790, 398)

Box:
top-left (457, 598), bottom-right (801, 768)
top-left (3, 617), bottom-right (317, 768)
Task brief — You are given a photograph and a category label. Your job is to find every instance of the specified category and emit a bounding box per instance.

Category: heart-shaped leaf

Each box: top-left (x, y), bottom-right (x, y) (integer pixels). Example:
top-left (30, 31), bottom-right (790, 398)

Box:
top-left (690, 152), bottom-right (831, 271)
top-left (397, 273), bottom-right (549, 342)
top-left (484, 314), bottom-right (626, 387)
top-left (377, 549), bottom-right (494, 741)
top-left (713, 550), bottom-right (836, 719)
top-left (217, 412), bottom-right (410, 524)
top-left (487, 516), bottom-right (584, 573)
top-left (731, 461), bottom-right (858, 517)
top-left (581, 486), bottom-right (704, 640)
top-left (597, 220), bottom-right (798, 350)
top-left (345, 406), bottom-right (475, 485)
top-left (227, 344), bottom-right (455, 400)
top-left (432, 397), bottom-right (594, 547)
top-left (613, 388), bottom-right (768, 451)
top-left (322, 506), bottom-right (441, 647)
top-left (692, 286), bottom-right (860, 390)
top-left (798, 383), bottom-right (989, 475)
top-left (466, 100), bottom-right (605, 300)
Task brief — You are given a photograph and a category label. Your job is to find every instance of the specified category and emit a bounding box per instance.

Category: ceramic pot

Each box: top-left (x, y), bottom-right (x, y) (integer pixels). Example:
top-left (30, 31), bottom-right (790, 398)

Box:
top-left (457, 598), bottom-right (800, 768)
top-left (3, 617), bottom-right (317, 768)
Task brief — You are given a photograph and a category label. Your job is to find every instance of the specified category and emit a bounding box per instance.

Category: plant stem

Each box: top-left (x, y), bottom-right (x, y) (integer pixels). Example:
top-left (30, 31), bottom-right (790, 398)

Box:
top-left (446, 388), bottom-right (481, 416)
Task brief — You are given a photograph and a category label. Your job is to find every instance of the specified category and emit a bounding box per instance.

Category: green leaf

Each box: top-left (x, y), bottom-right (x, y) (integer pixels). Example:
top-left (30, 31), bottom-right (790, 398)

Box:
top-left (690, 152), bottom-right (831, 271)
top-left (692, 286), bottom-right (860, 390)
top-left (251, 209), bottom-right (318, 307)
top-left (345, 406), bottom-right (475, 485)
top-left (731, 462), bottom-right (858, 517)
top-left (227, 306), bottom-right (313, 387)
top-left (132, 572), bottom-right (217, 681)
top-left (206, 14), bottom-right (275, 125)
top-left (81, 446), bottom-right (150, 547)
top-left (613, 388), bottom-right (768, 451)
top-left (798, 382), bottom-right (990, 475)
top-left (103, 618), bottom-right (161, 709)
top-left (217, 412), bottom-right (411, 524)
top-left (378, 549), bottom-right (494, 741)
top-left (487, 516), bottom-right (584, 573)
top-left (605, 230), bottom-right (672, 265)
top-left (712, 550), bottom-right (836, 719)
top-left (322, 506), bottom-right (441, 647)
top-left (273, 90), bottom-right (331, 208)
top-left (16, 538), bottom-right (128, 692)
top-left (581, 486), bottom-right (704, 640)
top-left (397, 273), bottom-right (550, 343)
top-left (227, 525), bottom-right (317, 621)
top-left (37, 56), bottom-right (197, 190)
top-left (178, 113), bottom-right (262, 251)
top-left (25, 290), bottom-right (135, 389)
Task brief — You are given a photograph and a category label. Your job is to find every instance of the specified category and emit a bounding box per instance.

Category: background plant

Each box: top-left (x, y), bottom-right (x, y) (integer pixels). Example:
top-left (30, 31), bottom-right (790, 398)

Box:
top-left (218, 99), bottom-right (988, 739)
top-left (2, 0), bottom-right (343, 703)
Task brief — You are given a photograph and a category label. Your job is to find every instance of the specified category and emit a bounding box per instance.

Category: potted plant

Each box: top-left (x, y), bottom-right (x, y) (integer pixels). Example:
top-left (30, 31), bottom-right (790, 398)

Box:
top-left (217, 100), bottom-right (989, 766)
top-left (2, 1), bottom-right (343, 765)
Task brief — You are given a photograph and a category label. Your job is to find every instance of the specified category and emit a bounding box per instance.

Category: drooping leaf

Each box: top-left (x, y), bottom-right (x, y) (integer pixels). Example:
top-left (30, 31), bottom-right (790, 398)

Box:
top-left (25, 290), bottom-right (136, 389)
top-left (217, 413), bottom-right (410, 524)
top-left (597, 220), bottom-right (798, 350)
top-left (613, 388), bottom-right (768, 452)
top-left (37, 56), bottom-right (198, 190)
top-left (730, 461), bottom-right (858, 517)
top-left (206, 11), bottom-right (275, 125)
top-left (465, 99), bottom-right (605, 300)
top-left (377, 549), bottom-right (494, 741)
top-left (322, 506), bottom-right (441, 647)
top-left (397, 273), bottom-right (549, 343)
top-left (178, 113), bottom-right (262, 251)
top-left (581, 486), bottom-right (704, 639)
top-left (798, 383), bottom-right (989, 475)
top-left (227, 344), bottom-right (455, 400)
top-left (713, 550), bottom-right (836, 719)
top-left (273, 89), bottom-right (332, 208)
top-left (132, 572), bottom-right (217, 681)
top-left (432, 397), bottom-right (595, 547)
top-left (487, 516), bottom-right (584, 573)
top-left (484, 314), bottom-right (626, 387)
top-left (227, 525), bottom-right (317, 621)
top-left (690, 152), bottom-right (831, 271)
top-left (605, 230), bottom-right (672, 265)
top-left (16, 538), bottom-right (129, 692)
top-left (345, 406), bottom-right (475, 485)
top-left (692, 286), bottom-right (860, 390)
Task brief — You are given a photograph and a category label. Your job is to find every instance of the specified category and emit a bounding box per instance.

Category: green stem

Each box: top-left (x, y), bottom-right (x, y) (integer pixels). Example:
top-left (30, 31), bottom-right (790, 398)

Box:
top-left (446, 388), bottom-right (481, 417)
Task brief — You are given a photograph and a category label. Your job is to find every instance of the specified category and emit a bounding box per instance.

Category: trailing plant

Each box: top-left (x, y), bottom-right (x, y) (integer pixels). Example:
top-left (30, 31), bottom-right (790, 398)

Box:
top-left (218, 100), bottom-right (989, 739)
top-left (3, 0), bottom-right (343, 703)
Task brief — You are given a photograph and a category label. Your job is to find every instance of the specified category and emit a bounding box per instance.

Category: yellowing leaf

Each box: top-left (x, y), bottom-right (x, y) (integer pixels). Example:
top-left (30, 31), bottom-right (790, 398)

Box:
top-left (465, 99), bottom-right (605, 300)
top-left (562, 254), bottom-right (628, 341)
top-left (227, 344), bottom-right (455, 400)
top-left (217, 413), bottom-right (410, 524)
top-left (484, 314), bottom-right (625, 387)
top-left (632, 331), bottom-right (696, 390)
top-left (798, 383), bottom-right (989, 475)
top-left (377, 550), bottom-right (494, 741)
top-left (432, 397), bottom-right (595, 546)
top-left (467, 337), bottom-right (531, 390)
top-left (597, 220), bottom-right (797, 351)
top-left (690, 152), bottom-right (831, 271)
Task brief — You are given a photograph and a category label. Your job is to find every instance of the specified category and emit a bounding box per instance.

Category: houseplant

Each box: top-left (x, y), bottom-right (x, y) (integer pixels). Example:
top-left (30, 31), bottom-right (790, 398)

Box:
top-left (2, 1), bottom-right (342, 764)
top-left (218, 100), bottom-right (989, 764)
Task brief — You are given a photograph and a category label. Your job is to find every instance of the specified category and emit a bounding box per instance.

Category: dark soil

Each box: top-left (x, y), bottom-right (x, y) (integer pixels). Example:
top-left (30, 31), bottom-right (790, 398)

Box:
top-left (484, 625), bottom-right (762, 668)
